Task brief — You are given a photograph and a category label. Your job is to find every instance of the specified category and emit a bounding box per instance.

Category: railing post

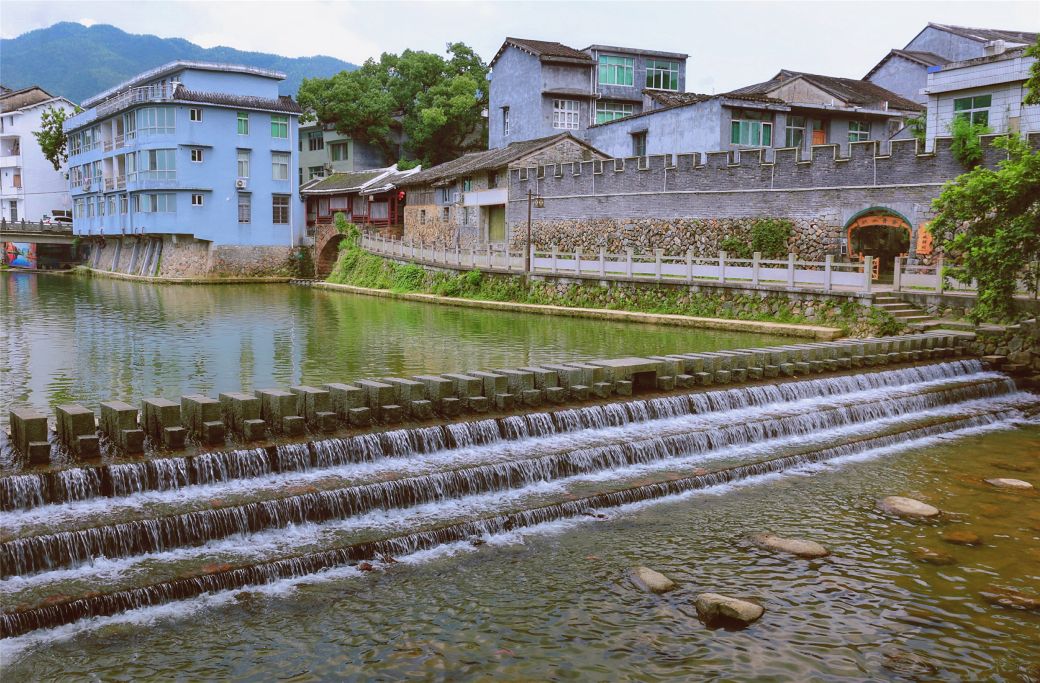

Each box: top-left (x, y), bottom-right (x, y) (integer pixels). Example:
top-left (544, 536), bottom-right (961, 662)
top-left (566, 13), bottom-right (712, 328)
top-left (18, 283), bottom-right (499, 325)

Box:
top-left (892, 256), bottom-right (902, 292)
top-left (418, 239), bottom-right (424, 261)
top-left (599, 247), bottom-right (606, 276)
top-left (752, 251), bottom-right (761, 285)
top-left (864, 256), bottom-right (873, 293)
top-left (551, 244), bottom-right (558, 274)
top-left (686, 249), bottom-right (694, 283)
top-left (936, 255), bottom-right (945, 293)
top-left (719, 250), bottom-right (727, 284)
top-left (575, 247), bottom-right (583, 275)
top-left (626, 247), bottom-right (634, 278)
top-left (487, 243), bottom-right (492, 269)
top-left (787, 253), bottom-right (796, 288)
top-left (824, 255), bottom-right (833, 292)
top-left (655, 249), bottom-right (663, 281)
top-left (530, 243), bottom-right (536, 272)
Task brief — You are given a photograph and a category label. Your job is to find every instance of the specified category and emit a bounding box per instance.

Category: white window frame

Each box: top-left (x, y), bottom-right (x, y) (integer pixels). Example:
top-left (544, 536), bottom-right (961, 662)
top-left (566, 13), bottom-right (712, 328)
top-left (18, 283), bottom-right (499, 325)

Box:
top-left (190, 148), bottom-right (204, 163)
top-left (596, 101), bottom-right (634, 124)
top-left (189, 108), bottom-right (203, 122)
top-left (598, 55), bottom-right (635, 87)
top-left (237, 111), bottom-right (249, 135)
top-left (272, 194), bottom-right (290, 224)
top-left (848, 120), bottom-right (871, 142)
top-left (645, 60), bottom-right (679, 91)
top-left (271, 114), bottom-right (289, 139)
top-left (237, 149), bottom-right (250, 179)
top-left (552, 99), bottom-right (580, 130)
top-left (191, 193), bottom-right (204, 206)
top-left (272, 152), bottom-right (290, 181)
top-left (238, 193), bottom-right (251, 223)
top-left (953, 94), bottom-right (991, 126)
top-left (502, 107), bottom-right (510, 136)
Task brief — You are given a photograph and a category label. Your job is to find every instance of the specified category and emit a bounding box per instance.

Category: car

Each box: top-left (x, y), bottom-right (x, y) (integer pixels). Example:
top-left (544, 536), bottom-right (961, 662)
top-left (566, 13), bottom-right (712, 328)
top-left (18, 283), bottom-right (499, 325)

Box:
top-left (40, 214), bottom-right (73, 225)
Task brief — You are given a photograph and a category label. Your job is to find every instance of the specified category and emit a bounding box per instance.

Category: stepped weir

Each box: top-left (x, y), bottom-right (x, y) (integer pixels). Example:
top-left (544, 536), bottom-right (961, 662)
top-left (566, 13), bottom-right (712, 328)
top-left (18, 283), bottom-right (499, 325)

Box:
top-left (2, 332), bottom-right (1038, 639)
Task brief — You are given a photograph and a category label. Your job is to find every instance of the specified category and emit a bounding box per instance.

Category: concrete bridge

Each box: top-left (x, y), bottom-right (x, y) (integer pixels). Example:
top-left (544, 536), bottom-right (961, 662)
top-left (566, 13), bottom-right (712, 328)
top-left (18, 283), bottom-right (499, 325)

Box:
top-left (0, 219), bottom-right (76, 244)
top-left (1, 219), bottom-right (79, 269)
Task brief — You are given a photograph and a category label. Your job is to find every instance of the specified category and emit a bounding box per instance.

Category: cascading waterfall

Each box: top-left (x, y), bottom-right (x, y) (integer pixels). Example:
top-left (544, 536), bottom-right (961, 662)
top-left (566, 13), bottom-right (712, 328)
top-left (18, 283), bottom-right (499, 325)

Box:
top-left (2, 358), bottom-right (1037, 639)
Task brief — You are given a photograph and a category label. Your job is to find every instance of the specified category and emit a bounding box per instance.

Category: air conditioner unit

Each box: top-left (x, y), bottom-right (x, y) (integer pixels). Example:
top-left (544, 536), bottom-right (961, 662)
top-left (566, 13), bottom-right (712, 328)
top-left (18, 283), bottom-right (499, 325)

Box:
top-left (235, 178), bottom-right (248, 189)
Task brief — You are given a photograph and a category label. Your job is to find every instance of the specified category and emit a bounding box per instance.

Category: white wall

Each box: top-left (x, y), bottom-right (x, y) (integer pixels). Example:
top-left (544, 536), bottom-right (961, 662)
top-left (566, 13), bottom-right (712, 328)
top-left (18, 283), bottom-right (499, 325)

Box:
top-left (0, 99), bottom-right (76, 222)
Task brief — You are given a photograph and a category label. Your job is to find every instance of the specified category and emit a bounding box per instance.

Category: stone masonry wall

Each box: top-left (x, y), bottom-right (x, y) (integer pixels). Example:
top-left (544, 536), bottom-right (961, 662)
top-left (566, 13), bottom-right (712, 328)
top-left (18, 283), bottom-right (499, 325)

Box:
top-left (86, 236), bottom-right (299, 278)
top-left (972, 318), bottom-right (1040, 377)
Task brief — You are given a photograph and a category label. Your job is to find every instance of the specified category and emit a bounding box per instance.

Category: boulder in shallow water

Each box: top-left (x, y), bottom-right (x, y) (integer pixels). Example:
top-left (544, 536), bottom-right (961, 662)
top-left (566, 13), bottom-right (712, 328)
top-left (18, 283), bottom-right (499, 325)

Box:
top-left (878, 496), bottom-right (940, 518)
top-left (694, 593), bottom-right (764, 628)
top-left (882, 649), bottom-right (939, 677)
top-left (630, 566), bottom-right (676, 594)
top-left (912, 547), bottom-right (956, 565)
top-left (942, 530), bottom-right (983, 546)
top-left (750, 533), bottom-right (829, 558)
top-left (980, 586), bottom-right (1040, 611)
top-left (984, 477), bottom-right (1034, 490)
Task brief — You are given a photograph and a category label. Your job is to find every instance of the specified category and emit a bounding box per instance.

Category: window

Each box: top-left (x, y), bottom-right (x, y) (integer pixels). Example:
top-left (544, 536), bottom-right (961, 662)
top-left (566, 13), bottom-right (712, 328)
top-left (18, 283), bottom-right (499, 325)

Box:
top-left (107, 195), bottom-right (115, 215)
top-left (598, 55), bottom-right (635, 86)
top-left (502, 107), bottom-right (510, 136)
top-left (329, 142), bottom-right (348, 161)
top-left (189, 108), bottom-right (202, 122)
top-left (953, 94), bottom-right (991, 126)
top-left (552, 99), bottom-right (580, 130)
top-left (272, 195), bottom-right (290, 224)
top-left (440, 187), bottom-right (452, 203)
top-left (69, 132), bottom-right (82, 156)
top-left (119, 194), bottom-right (128, 214)
top-left (308, 166), bottom-right (324, 179)
top-left (136, 193), bottom-right (176, 212)
top-left (847, 121), bottom-right (871, 142)
top-left (632, 131), bottom-right (647, 157)
top-left (238, 193), bottom-right (251, 223)
top-left (420, 209), bottom-right (426, 225)
top-left (237, 150), bottom-right (250, 178)
top-left (462, 177), bottom-right (472, 192)
top-left (271, 115), bottom-right (289, 139)
top-left (463, 207), bottom-right (470, 225)
top-left (190, 148), bottom-right (204, 163)
top-left (237, 112), bottom-right (249, 135)
top-left (136, 107), bottom-right (176, 135)
top-left (272, 152), bottom-right (290, 180)
top-left (785, 116), bottom-right (806, 148)
top-left (730, 110), bottom-right (773, 146)
top-left (139, 149), bottom-right (177, 180)
top-left (442, 207), bottom-right (449, 221)
top-left (646, 60), bottom-right (679, 91)
top-left (307, 131), bottom-right (324, 151)
top-left (191, 193), bottom-right (204, 206)
top-left (488, 171), bottom-right (499, 189)
top-left (596, 101), bottom-right (634, 124)
top-left (9, 200), bottom-right (18, 222)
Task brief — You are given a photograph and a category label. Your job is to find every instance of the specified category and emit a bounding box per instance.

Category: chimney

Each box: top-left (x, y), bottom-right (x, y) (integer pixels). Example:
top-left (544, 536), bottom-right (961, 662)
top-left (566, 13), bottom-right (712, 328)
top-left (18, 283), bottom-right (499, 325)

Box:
top-left (984, 40), bottom-right (1007, 56)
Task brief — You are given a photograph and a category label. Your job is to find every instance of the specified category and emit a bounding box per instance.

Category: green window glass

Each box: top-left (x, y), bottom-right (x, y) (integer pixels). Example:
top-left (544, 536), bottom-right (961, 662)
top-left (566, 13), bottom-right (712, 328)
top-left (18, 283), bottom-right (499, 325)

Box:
top-left (645, 60), bottom-right (679, 91)
top-left (785, 116), bottom-right (805, 148)
top-left (271, 114), bottom-right (288, 139)
top-left (953, 94), bottom-right (991, 126)
top-left (848, 120), bottom-right (871, 142)
top-left (237, 112), bottom-right (249, 135)
top-left (730, 110), bottom-right (773, 146)
top-left (598, 56), bottom-right (634, 86)
top-left (596, 101), bottom-right (634, 124)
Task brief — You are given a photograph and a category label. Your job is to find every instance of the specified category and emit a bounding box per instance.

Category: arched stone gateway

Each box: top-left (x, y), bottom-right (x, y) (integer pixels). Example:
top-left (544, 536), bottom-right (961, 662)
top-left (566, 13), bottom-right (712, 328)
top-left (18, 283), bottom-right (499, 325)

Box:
top-left (845, 208), bottom-right (913, 280)
top-left (314, 222), bottom-right (345, 278)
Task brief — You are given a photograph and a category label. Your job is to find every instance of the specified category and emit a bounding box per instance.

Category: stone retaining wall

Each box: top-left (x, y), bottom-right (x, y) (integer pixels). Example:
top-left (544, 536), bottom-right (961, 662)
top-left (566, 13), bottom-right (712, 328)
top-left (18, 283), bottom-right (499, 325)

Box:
top-left (85, 236), bottom-right (305, 279)
top-left (973, 318), bottom-right (1040, 377)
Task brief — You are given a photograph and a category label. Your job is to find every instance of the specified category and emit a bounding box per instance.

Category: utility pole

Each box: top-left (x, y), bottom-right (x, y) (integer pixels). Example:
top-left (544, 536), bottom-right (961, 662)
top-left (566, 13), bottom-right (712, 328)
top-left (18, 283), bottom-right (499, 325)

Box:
top-left (526, 189), bottom-right (533, 276)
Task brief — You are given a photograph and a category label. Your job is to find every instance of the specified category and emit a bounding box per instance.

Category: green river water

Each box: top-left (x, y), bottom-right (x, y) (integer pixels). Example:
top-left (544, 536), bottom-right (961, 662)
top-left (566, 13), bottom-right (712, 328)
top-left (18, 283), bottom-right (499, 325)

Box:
top-left (1, 272), bottom-right (1038, 681)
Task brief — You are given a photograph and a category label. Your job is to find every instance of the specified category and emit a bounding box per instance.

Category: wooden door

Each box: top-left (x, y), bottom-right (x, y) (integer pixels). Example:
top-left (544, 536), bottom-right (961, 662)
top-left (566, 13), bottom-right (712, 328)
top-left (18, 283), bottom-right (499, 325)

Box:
top-left (488, 206), bottom-right (506, 243)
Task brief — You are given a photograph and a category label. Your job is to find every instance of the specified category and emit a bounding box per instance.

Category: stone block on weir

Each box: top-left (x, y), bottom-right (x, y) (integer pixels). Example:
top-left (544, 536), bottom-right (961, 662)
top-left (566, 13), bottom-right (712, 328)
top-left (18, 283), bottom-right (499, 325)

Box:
top-left (181, 395), bottom-right (225, 445)
top-left (519, 367), bottom-right (559, 390)
top-left (747, 367), bottom-right (763, 381)
top-left (219, 392), bottom-right (261, 435)
top-left (494, 369), bottom-right (534, 394)
top-left (99, 400), bottom-right (145, 454)
top-left (255, 389), bottom-right (299, 434)
top-left (414, 375), bottom-right (456, 401)
top-left (381, 405), bottom-right (404, 424)
top-left (730, 368), bottom-right (748, 383)
top-left (55, 403), bottom-right (99, 458)
top-left (494, 393), bottom-right (515, 411)
top-left (614, 380), bottom-right (633, 396)
top-left (521, 389), bottom-right (543, 406)
top-left (348, 407), bottom-right (372, 427)
top-left (713, 370), bottom-right (731, 384)
top-left (383, 377), bottom-right (427, 403)
top-left (467, 396), bottom-right (490, 413)
top-left (565, 362), bottom-right (607, 386)
top-left (438, 397), bottom-right (463, 417)
top-left (545, 386), bottom-right (566, 404)
top-left (324, 383), bottom-right (367, 419)
top-left (442, 373), bottom-right (484, 399)
top-left (763, 365), bottom-right (780, 379)
top-left (409, 400), bottom-right (434, 420)
top-left (242, 419), bottom-right (267, 441)
top-left (290, 385), bottom-right (331, 423)
top-left (656, 375), bottom-right (676, 391)
top-left (592, 382), bottom-right (613, 398)
top-left (282, 415), bottom-right (306, 436)
top-left (467, 371), bottom-right (507, 397)
top-left (695, 372), bottom-right (713, 386)
top-left (355, 379), bottom-right (396, 409)
top-left (9, 407), bottom-right (51, 464)
top-left (315, 411), bottom-right (338, 433)
top-left (569, 384), bottom-right (590, 400)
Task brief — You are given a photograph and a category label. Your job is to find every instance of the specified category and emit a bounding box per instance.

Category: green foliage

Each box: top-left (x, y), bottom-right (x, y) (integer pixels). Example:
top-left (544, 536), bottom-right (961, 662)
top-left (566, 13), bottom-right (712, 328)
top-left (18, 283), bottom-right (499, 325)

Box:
top-left (931, 134), bottom-right (1040, 322)
top-left (905, 115), bottom-right (927, 145)
top-left (333, 213), bottom-right (360, 241)
top-left (33, 106), bottom-right (77, 171)
top-left (750, 218), bottom-right (793, 258)
top-left (1, 22), bottom-right (355, 103)
top-left (867, 308), bottom-right (904, 336)
top-left (719, 235), bottom-right (751, 259)
top-left (298, 43), bottom-right (488, 166)
top-left (1024, 37), bottom-right (1040, 106)
top-left (291, 247), bottom-right (315, 279)
top-left (948, 116), bottom-right (990, 169)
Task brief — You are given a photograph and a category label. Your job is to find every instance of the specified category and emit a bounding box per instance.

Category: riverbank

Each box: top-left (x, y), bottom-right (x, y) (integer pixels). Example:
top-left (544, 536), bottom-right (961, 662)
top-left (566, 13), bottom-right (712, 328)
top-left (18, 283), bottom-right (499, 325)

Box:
top-left (73, 266), bottom-right (293, 285)
top-left (325, 244), bottom-right (900, 338)
top-left (313, 281), bottom-right (842, 339)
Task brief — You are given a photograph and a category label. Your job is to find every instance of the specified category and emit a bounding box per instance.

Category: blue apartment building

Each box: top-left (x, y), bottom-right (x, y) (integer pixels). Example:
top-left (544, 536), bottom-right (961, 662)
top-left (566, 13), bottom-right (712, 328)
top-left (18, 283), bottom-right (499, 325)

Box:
top-left (65, 61), bottom-right (304, 249)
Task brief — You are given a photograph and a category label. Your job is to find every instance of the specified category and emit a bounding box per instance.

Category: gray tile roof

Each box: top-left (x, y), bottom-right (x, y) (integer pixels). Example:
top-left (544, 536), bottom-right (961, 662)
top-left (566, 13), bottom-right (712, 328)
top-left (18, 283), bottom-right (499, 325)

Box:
top-left (491, 38), bottom-right (594, 67)
top-left (173, 86), bottom-right (302, 114)
top-left (863, 49), bottom-right (948, 80)
top-left (729, 72), bottom-right (923, 113)
top-left (398, 133), bottom-right (603, 187)
top-left (927, 23), bottom-right (1038, 45)
top-left (300, 169), bottom-right (388, 193)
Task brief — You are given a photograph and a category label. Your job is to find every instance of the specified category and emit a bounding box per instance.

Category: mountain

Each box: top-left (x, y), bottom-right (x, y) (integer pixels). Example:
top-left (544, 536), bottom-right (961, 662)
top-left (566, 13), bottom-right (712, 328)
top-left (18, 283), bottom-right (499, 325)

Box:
top-left (0, 22), bottom-right (356, 103)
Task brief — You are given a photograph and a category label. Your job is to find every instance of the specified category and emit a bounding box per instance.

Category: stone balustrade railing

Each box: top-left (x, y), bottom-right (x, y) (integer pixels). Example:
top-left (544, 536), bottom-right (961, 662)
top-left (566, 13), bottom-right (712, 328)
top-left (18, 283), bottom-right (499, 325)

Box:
top-left (0, 218), bottom-right (73, 235)
top-left (7, 332), bottom-right (973, 464)
top-left (361, 232), bottom-right (877, 294)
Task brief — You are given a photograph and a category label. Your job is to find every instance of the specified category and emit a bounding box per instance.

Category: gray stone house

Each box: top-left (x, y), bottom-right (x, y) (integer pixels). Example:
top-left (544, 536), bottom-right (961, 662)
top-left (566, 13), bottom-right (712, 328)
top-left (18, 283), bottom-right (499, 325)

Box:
top-left (488, 38), bottom-right (688, 149)
top-left (923, 43), bottom-right (1039, 150)
top-left (397, 133), bottom-right (606, 247)
top-left (585, 72), bottom-right (922, 159)
top-left (865, 23), bottom-right (1038, 105)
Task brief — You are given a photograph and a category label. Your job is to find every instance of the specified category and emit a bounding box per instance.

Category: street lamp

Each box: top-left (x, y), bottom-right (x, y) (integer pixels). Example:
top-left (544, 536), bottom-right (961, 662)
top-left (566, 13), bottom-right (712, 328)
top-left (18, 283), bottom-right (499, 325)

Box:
top-left (525, 189), bottom-right (544, 276)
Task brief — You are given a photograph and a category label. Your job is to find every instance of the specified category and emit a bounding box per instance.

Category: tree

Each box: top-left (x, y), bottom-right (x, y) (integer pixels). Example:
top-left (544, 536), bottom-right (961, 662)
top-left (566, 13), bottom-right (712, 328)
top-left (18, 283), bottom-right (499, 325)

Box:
top-left (1024, 37), bottom-right (1040, 105)
top-left (930, 134), bottom-right (1040, 322)
top-left (298, 42), bottom-right (488, 166)
top-left (33, 106), bottom-right (76, 171)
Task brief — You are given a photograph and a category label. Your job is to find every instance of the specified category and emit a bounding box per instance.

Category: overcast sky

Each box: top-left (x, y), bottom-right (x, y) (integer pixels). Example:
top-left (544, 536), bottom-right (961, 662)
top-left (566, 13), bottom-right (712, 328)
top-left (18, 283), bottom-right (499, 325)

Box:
top-left (3, 0), bottom-right (1038, 92)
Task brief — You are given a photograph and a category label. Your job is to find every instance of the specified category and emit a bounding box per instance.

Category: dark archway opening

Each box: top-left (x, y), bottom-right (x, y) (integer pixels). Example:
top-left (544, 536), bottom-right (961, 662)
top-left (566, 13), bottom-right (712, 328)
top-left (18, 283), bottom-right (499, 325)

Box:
top-left (317, 234), bottom-right (345, 277)
top-left (849, 225), bottom-right (910, 280)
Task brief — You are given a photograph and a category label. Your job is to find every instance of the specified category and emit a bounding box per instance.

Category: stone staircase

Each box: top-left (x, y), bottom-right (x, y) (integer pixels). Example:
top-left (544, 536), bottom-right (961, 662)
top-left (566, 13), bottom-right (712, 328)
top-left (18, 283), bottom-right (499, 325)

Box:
top-left (872, 294), bottom-right (936, 328)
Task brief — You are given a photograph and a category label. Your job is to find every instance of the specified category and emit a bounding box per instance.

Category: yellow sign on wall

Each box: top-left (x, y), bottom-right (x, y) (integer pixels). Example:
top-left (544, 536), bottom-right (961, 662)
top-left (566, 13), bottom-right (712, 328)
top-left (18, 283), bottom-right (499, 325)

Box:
top-left (916, 224), bottom-right (933, 255)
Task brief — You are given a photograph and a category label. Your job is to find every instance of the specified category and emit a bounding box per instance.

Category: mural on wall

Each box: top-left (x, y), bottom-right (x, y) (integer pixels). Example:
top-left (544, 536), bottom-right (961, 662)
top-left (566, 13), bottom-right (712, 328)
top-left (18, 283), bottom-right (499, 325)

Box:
top-left (3, 242), bottom-right (37, 269)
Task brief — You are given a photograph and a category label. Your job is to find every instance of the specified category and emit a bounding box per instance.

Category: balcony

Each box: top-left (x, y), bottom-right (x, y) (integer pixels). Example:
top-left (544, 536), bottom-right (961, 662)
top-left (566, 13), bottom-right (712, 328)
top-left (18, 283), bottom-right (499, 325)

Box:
top-left (94, 83), bottom-right (176, 119)
top-left (0, 155), bottom-right (21, 169)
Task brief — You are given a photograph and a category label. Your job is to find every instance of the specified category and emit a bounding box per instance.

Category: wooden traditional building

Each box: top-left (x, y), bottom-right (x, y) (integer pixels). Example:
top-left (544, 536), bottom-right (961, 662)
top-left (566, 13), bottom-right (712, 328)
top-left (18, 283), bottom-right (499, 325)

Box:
top-left (300, 164), bottom-right (421, 238)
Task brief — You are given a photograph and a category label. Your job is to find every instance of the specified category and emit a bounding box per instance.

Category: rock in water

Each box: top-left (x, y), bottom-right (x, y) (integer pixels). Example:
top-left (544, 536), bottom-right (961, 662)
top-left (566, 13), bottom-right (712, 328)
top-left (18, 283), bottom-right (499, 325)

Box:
top-left (980, 587), bottom-right (1040, 611)
top-left (942, 530), bottom-right (982, 546)
top-left (878, 496), bottom-right (940, 518)
top-left (630, 566), bottom-right (676, 594)
top-left (694, 593), bottom-right (764, 628)
top-left (750, 533), bottom-right (829, 558)
top-left (984, 478), bottom-right (1034, 490)
top-left (912, 547), bottom-right (956, 565)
